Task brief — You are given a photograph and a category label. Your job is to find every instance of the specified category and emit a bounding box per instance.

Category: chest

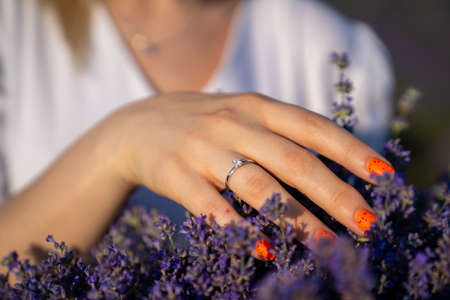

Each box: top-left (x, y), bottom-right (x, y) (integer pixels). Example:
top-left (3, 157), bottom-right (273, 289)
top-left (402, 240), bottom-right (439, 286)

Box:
top-left (132, 28), bottom-right (230, 93)
top-left (106, 3), bottom-right (237, 93)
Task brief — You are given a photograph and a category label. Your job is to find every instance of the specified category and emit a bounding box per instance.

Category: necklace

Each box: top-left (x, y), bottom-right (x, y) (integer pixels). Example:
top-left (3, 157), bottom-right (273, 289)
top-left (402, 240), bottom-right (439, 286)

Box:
top-left (126, 9), bottom-right (198, 55)
top-left (117, 1), bottom-right (238, 56)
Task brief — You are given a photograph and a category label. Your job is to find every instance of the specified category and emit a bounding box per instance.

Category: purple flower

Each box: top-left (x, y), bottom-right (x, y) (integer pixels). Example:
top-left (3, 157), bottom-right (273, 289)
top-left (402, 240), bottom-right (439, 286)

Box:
top-left (259, 193), bottom-right (287, 221)
top-left (404, 252), bottom-right (431, 298)
top-left (384, 138), bottom-right (411, 167)
top-left (1, 52), bottom-right (448, 300)
top-left (330, 52), bottom-right (350, 69)
top-left (330, 54), bottom-right (358, 132)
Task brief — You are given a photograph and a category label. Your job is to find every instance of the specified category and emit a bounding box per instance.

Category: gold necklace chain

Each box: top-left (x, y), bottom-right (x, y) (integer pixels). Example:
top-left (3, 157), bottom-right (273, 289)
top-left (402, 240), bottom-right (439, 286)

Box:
top-left (118, 1), bottom-right (238, 55)
top-left (114, 1), bottom-right (199, 55)
top-left (124, 8), bottom-right (198, 55)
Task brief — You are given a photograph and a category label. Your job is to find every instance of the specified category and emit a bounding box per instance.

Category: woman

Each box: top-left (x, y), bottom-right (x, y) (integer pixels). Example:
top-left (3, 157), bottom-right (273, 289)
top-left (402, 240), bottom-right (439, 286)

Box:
top-left (0, 0), bottom-right (394, 262)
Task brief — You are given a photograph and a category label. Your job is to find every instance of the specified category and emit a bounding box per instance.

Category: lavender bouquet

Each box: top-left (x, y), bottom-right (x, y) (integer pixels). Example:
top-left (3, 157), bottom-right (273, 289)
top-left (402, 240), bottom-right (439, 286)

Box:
top-left (1, 54), bottom-right (448, 299)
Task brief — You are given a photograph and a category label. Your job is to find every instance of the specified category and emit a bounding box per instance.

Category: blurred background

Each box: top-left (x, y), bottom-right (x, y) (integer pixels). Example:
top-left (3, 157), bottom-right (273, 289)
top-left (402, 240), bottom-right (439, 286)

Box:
top-left (325, 0), bottom-right (450, 188)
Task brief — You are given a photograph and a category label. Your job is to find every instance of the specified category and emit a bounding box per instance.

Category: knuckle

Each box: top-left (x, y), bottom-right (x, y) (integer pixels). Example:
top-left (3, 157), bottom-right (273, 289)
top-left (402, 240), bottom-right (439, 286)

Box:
top-left (211, 106), bottom-right (236, 121)
top-left (242, 91), bottom-right (263, 100)
top-left (242, 171), bottom-right (274, 198)
top-left (183, 109), bottom-right (237, 144)
top-left (330, 184), bottom-right (355, 209)
top-left (200, 107), bottom-right (248, 140)
top-left (225, 92), bottom-right (271, 125)
top-left (304, 112), bottom-right (330, 137)
top-left (283, 149), bottom-right (316, 180)
top-left (237, 92), bottom-right (264, 107)
top-left (203, 107), bottom-right (237, 126)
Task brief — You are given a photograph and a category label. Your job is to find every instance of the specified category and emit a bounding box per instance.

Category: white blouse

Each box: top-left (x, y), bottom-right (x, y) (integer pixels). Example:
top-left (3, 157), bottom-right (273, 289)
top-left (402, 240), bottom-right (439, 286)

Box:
top-left (0, 0), bottom-right (394, 222)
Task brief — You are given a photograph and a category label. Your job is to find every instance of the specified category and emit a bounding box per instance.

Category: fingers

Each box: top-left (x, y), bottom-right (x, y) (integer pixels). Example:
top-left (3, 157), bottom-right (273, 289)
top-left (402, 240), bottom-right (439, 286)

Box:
top-left (165, 166), bottom-right (243, 227)
top-left (233, 128), bottom-right (374, 236)
top-left (251, 94), bottom-right (394, 182)
top-left (160, 165), bottom-right (273, 260)
top-left (209, 152), bottom-right (337, 245)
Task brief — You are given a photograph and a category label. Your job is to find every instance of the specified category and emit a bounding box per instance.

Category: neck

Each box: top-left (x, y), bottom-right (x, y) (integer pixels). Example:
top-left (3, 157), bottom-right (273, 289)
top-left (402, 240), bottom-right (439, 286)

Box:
top-left (105, 0), bottom-right (201, 21)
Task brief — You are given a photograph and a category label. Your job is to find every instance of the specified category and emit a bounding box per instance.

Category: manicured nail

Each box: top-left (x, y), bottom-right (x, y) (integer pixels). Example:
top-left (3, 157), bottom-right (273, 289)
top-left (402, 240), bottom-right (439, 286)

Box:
top-left (368, 158), bottom-right (395, 176)
top-left (315, 230), bottom-right (337, 243)
top-left (255, 240), bottom-right (275, 261)
top-left (355, 209), bottom-right (376, 232)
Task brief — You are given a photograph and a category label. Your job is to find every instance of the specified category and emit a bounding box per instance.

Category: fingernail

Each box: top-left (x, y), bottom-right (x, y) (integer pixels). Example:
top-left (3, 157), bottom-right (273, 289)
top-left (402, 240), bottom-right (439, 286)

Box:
top-left (355, 209), bottom-right (376, 232)
top-left (315, 230), bottom-right (337, 243)
top-left (368, 158), bottom-right (395, 176)
top-left (255, 240), bottom-right (275, 261)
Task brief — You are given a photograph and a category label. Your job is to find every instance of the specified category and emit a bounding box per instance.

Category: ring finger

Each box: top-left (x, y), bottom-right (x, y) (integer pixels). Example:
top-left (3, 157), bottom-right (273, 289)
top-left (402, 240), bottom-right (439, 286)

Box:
top-left (207, 152), bottom-right (337, 246)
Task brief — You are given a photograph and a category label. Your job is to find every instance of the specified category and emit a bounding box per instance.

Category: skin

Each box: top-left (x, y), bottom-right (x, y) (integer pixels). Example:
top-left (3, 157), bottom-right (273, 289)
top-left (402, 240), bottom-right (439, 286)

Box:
top-left (105, 0), bottom-right (241, 92)
top-left (0, 0), bottom-right (389, 264)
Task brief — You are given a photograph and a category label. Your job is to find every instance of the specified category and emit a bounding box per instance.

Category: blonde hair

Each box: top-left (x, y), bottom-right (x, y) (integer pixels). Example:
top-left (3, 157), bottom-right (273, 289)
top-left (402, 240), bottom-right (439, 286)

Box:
top-left (41, 0), bottom-right (95, 65)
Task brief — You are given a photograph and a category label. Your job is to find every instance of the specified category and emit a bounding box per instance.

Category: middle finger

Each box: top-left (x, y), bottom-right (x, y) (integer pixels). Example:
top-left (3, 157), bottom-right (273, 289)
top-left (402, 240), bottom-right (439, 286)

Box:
top-left (209, 152), bottom-right (337, 245)
top-left (230, 126), bottom-right (375, 236)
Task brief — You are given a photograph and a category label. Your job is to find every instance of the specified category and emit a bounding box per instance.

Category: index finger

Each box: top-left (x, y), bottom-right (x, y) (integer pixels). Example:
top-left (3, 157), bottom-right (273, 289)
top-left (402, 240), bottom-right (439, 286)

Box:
top-left (257, 95), bottom-right (394, 182)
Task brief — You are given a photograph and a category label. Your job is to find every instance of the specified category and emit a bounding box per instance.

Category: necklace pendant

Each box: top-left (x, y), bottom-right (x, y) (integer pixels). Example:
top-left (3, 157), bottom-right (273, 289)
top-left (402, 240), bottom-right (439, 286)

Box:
top-left (146, 42), bottom-right (160, 55)
top-left (131, 34), bottom-right (160, 55)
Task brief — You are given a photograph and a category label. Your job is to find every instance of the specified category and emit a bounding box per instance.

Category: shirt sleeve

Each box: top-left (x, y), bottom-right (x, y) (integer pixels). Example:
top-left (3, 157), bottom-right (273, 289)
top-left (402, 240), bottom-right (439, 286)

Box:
top-left (299, 0), bottom-right (395, 151)
top-left (347, 20), bottom-right (395, 151)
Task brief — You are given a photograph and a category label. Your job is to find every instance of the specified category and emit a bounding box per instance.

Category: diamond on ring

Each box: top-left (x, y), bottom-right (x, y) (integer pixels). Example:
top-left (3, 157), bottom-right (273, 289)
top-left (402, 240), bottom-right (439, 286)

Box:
top-left (225, 158), bottom-right (256, 192)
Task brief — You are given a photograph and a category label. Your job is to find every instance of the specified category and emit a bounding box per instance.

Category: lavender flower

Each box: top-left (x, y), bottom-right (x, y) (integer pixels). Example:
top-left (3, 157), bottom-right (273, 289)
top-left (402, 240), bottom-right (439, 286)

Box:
top-left (391, 87), bottom-right (422, 136)
top-left (384, 138), bottom-right (411, 167)
top-left (256, 238), bottom-right (374, 300)
top-left (405, 251), bottom-right (432, 298)
top-left (1, 53), bottom-right (449, 300)
top-left (330, 52), bottom-right (358, 132)
top-left (330, 52), bottom-right (349, 69)
top-left (259, 193), bottom-right (287, 221)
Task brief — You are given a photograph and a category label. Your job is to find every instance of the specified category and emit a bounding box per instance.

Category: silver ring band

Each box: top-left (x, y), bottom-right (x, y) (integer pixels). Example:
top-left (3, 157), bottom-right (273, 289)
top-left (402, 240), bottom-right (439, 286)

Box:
top-left (225, 158), bottom-right (256, 192)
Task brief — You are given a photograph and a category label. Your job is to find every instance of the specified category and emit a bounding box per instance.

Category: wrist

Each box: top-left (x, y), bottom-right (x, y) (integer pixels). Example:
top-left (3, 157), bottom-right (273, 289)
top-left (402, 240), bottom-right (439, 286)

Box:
top-left (88, 114), bottom-right (138, 193)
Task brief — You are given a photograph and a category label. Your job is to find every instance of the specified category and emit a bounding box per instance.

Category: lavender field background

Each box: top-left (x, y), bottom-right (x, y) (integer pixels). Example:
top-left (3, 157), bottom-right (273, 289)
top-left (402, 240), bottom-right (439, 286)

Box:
top-left (325, 0), bottom-right (450, 188)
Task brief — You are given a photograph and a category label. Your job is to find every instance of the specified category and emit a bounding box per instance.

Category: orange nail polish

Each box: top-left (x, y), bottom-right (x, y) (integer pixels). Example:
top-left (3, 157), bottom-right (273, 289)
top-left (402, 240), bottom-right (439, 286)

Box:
top-left (368, 158), bottom-right (395, 176)
top-left (255, 240), bottom-right (275, 261)
top-left (315, 230), bottom-right (337, 243)
top-left (355, 209), bottom-right (376, 232)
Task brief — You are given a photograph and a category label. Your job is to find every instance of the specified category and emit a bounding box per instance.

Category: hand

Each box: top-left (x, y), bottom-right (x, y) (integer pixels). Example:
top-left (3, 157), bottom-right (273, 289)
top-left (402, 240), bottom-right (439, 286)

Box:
top-left (106, 91), bottom-right (392, 246)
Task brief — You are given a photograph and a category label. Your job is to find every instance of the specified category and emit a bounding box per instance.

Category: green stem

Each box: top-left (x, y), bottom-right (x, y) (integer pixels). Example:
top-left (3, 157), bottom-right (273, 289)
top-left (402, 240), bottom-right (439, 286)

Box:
top-left (168, 235), bottom-right (176, 251)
